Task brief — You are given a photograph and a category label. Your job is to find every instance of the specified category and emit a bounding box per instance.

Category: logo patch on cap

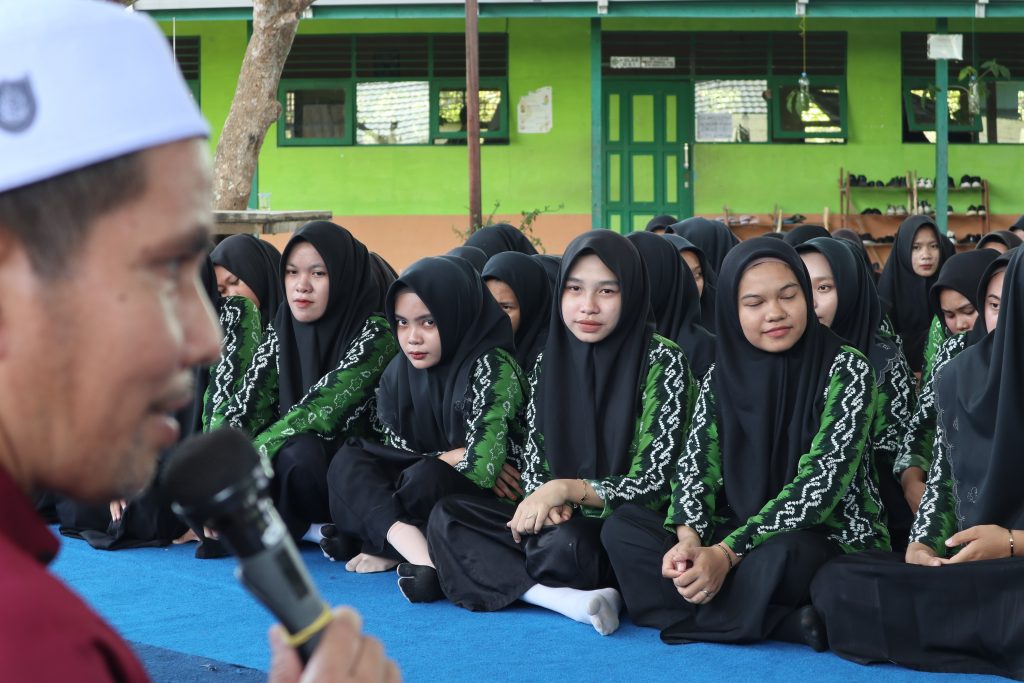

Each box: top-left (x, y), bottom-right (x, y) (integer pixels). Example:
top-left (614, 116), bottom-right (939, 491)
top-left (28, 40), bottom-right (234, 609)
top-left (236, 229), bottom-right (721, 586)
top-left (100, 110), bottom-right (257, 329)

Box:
top-left (0, 78), bottom-right (37, 134)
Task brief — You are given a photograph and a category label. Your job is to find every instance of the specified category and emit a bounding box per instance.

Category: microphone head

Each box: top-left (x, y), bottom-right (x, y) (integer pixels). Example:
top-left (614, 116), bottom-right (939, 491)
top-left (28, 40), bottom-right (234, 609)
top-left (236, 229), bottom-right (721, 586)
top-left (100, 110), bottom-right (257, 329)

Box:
top-left (162, 427), bottom-right (269, 516)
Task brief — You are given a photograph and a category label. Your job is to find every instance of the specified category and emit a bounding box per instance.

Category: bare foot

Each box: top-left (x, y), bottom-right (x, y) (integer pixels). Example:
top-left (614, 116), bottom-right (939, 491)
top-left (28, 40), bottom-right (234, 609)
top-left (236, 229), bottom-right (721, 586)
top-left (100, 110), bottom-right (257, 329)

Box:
top-left (344, 553), bottom-right (399, 574)
top-left (173, 528), bottom-right (200, 544)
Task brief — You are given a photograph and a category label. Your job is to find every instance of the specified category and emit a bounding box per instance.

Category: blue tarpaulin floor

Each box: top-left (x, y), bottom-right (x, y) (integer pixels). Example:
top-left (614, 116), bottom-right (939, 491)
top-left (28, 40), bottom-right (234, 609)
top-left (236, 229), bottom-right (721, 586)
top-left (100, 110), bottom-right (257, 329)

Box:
top-left (51, 535), bottom-right (1000, 682)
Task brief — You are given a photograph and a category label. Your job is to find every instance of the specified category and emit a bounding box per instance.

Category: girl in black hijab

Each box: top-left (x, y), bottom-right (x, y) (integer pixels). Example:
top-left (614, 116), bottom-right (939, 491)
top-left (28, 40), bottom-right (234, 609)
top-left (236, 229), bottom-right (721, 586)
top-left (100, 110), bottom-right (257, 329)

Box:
top-left (877, 216), bottom-right (955, 374)
top-left (210, 234), bottom-right (283, 329)
top-left (222, 221), bottom-right (399, 540)
top-left (811, 248), bottom-right (1024, 680)
top-left (627, 231), bottom-right (715, 378)
top-left (323, 256), bottom-right (525, 587)
top-left (664, 233), bottom-right (719, 333)
top-left (481, 251), bottom-right (553, 373)
top-left (422, 230), bottom-right (693, 635)
top-left (645, 214), bottom-right (678, 234)
top-left (894, 247), bottom-right (1002, 519)
top-left (976, 229), bottom-right (1023, 253)
top-left (669, 216), bottom-right (739, 276)
top-left (602, 237), bottom-right (888, 648)
top-left (445, 245), bottom-right (489, 273)
top-left (797, 237), bottom-right (915, 550)
top-left (463, 223), bottom-right (538, 258)
top-left (783, 224), bottom-right (831, 247)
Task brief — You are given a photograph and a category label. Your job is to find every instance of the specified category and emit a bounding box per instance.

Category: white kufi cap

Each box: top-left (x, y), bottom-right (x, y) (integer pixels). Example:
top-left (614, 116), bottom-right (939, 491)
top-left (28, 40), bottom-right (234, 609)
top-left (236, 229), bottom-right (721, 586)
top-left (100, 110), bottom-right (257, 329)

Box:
top-left (0, 0), bottom-right (210, 193)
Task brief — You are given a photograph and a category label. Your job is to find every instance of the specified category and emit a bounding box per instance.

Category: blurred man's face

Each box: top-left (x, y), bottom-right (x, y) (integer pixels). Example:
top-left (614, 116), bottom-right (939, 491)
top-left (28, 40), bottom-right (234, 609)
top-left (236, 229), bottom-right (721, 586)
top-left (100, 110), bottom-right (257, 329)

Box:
top-left (0, 139), bottom-right (221, 501)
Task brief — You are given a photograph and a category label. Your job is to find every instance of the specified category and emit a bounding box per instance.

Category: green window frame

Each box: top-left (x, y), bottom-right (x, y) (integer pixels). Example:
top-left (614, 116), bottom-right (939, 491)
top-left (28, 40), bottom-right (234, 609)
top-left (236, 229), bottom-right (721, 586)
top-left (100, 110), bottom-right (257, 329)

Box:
top-left (901, 77), bottom-right (980, 133)
top-left (770, 77), bottom-right (847, 141)
top-left (278, 78), bottom-right (353, 146)
top-left (431, 78), bottom-right (509, 142)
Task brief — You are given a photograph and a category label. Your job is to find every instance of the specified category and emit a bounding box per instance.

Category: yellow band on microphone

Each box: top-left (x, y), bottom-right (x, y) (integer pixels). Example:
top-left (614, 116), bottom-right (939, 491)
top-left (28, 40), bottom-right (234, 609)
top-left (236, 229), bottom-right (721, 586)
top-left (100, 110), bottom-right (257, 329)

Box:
top-left (281, 603), bottom-right (333, 649)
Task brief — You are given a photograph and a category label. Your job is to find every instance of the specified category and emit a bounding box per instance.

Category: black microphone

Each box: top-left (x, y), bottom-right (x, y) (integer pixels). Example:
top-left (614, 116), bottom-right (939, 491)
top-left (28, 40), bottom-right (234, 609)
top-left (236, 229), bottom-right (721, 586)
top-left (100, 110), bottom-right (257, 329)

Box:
top-left (162, 427), bottom-right (330, 663)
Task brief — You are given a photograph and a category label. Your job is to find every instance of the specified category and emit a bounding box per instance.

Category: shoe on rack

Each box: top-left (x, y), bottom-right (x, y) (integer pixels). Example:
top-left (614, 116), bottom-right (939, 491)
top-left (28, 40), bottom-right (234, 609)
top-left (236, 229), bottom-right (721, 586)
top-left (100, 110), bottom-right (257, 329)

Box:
top-left (885, 205), bottom-right (896, 216)
top-left (977, 205), bottom-right (987, 216)
top-left (857, 174), bottom-right (867, 186)
top-left (971, 176), bottom-right (982, 188)
top-left (895, 205), bottom-right (908, 216)
top-left (960, 174), bottom-right (972, 188)
top-left (947, 205), bottom-right (954, 216)
top-left (948, 176), bottom-right (955, 188)
top-left (966, 205), bottom-right (978, 216)
top-left (886, 177), bottom-right (900, 188)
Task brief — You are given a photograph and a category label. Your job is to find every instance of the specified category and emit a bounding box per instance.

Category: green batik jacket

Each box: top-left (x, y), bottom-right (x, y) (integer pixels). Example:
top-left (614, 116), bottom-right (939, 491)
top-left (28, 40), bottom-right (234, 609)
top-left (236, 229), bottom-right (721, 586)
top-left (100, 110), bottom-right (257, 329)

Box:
top-left (222, 315), bottom-right (398, 460)
top-left (203, 296), bottom-right (265, 432)
top-left (921, 315), bottom-right (946, 381)
top-left (869, 336), bottom-right (915, 486)
top-left (893, 332), bottom-right (968, 476)
top-left (666, 347), bottom-right (891, 555)
top-left (520, 334), bottom-right (695, 520)
top-left (908, 413), bottom-right (958, 556)
top-left (375, 348), bottom-right (525, 491)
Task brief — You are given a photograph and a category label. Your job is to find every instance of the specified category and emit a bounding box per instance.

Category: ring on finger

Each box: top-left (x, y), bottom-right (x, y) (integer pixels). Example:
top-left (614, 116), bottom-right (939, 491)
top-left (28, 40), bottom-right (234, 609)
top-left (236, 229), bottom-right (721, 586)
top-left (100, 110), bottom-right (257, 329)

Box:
top-left (701, 589), bottom-right (713, 598)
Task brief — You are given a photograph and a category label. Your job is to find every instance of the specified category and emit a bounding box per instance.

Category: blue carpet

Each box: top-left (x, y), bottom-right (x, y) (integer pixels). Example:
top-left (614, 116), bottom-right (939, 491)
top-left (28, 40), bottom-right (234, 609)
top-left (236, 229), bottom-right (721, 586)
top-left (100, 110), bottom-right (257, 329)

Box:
top-left (51, 535), bottom-right (999, 682)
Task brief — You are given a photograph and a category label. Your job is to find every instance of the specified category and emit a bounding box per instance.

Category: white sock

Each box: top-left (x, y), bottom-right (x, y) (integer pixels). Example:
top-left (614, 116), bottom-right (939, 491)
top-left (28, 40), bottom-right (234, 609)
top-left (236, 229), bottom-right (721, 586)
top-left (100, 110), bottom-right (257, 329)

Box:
top-left (385, 521), bottom-right (434, 567)
top-left (520, 584), bottom-right (623, 636)
top-left (302, 523), bottom-right (327, 544)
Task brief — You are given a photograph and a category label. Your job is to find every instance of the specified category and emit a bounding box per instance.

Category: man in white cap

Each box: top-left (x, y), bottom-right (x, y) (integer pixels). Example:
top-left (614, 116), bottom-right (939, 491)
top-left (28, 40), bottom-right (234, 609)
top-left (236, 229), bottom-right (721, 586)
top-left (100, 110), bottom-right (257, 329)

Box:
top-left (0, 2), bottom-right (397, 681)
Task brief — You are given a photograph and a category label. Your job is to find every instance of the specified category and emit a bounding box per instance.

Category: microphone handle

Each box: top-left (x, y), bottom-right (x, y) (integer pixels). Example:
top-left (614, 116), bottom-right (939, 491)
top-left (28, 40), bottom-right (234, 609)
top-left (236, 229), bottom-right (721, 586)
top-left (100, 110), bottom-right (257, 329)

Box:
top-left (236, 538), bottom-right (330, 664)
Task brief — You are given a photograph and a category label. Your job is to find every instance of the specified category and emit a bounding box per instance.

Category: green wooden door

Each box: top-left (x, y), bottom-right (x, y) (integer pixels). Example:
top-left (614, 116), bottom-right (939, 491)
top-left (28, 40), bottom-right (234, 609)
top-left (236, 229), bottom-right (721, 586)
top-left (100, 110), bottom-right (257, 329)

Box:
top-left (602, 80), bottom-right (693, 233)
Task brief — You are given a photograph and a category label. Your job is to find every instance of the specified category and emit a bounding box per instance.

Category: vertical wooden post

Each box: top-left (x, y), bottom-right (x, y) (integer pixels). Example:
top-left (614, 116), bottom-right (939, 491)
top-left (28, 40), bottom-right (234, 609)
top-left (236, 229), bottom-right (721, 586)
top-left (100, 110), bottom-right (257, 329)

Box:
top-left (466, 0), bottom-right (482, 231)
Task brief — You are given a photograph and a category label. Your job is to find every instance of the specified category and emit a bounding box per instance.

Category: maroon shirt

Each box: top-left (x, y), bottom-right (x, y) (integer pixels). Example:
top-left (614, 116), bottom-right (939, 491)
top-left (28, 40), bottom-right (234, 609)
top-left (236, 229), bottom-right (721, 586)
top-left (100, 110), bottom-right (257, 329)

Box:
top-left (0, 466), bottom-right (149, 682)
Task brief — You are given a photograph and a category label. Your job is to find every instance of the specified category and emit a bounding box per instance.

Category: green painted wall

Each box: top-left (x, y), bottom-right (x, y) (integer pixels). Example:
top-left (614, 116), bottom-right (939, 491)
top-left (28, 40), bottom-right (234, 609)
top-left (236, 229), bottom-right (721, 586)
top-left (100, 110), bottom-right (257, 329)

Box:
top-left (160, 16), bottom-right (1023, 217)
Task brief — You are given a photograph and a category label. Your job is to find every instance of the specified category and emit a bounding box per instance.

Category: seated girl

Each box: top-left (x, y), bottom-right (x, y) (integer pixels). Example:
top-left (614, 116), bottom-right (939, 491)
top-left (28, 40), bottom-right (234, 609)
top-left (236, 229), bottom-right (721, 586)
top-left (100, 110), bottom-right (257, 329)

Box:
top-left (322, 255), bottom-right (524, 578)
top-left (481, 251), bottom-right (552, 375)
top-left (602, 237), bottom-right (888, 648)
top-left (221, 221), bottom-right (399, 540)
top-left (628, 231), bottom-right (715, 378)
top-left (810, 248), bottom-right (1024, 680)
top-left (797, 237), bottom-right (915, 550)
top-left (664, 231), bottom-right (719, 333)
top-left (894, 248), bottom-right (999, 514)
top-left (421, 230), bottom-right (693, 635)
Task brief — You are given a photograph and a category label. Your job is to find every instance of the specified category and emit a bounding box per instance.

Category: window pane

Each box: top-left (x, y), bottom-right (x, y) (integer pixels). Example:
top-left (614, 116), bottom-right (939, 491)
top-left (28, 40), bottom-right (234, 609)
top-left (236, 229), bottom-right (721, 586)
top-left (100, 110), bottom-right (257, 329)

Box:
top-left (437, 88), bottom-right (503, 133)
top-left (777, 83), bottom-right (844, 142)
top-left (356, 81), bottom-right (430, 145)
top-left (908, 86), bottom-right (972, 128)
top-left (694, 79), bottom-right (768, 142)
top-left (979, 80), bottom-right (1024, 144)
top-left (284, 88), bottom-right (345, 140)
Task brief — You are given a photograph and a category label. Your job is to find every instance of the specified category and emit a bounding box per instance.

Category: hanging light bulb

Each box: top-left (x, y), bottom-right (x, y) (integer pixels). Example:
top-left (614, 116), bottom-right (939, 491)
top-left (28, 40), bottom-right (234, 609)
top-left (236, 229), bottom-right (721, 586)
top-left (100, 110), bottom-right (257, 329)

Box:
top-left (797, 71), bottom-right (811, 113)
top-left (967, 74), bottom-right (981, 117)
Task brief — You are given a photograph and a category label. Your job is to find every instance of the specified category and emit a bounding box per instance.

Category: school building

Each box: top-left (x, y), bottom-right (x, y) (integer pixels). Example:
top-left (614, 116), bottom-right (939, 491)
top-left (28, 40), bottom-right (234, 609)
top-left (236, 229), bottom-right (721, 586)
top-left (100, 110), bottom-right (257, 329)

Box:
top-left (137, 0), bottom-right (1024, 268)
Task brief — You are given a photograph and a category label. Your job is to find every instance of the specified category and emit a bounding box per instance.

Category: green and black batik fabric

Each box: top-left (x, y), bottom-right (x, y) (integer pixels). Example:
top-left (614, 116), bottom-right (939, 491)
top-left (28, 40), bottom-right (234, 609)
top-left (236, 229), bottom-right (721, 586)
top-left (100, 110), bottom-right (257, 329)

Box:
top-left (203, 295), bottom-right (265, 432)
top-left (920, 315), bottom-right (946, 382)
top-left (520, 334), bottom-right (694, 519)
top-left (870, 346), bottom-right (915, 486)
top-left (908, 418), bottom-right (959, 556)
top-left (893, 332), bottom-right (969, 476)
top-left (376, 348), bottom-right (525, 491)
top-left (666, 347), bottom-right (890, 555)
top-left (879, 315), bottom-right (898, 345)
top-left (223, 314), bottom-right (398, 460)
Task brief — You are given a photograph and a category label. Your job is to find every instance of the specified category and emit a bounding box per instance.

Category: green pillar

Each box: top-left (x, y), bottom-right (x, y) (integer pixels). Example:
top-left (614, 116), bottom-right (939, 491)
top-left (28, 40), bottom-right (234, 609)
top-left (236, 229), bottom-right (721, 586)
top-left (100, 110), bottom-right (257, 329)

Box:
top-left (934, 18), bottom-right (949, 235)
top-left (590, 17), bottom-right (602, 229)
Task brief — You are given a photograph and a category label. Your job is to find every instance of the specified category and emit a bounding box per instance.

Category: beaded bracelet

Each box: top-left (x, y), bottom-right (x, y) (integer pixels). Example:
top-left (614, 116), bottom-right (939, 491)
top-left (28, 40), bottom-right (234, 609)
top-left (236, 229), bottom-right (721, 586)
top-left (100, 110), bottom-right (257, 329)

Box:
top-left (1010, 528), bottom-right (1015, 558)
top-left (715, 543), bottom-right (734, 569)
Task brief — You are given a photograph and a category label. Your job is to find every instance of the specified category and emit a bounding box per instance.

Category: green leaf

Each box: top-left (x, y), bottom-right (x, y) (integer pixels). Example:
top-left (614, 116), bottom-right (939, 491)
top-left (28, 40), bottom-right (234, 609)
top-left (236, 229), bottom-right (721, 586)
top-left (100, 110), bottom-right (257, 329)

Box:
top-left (958, 65), bottom-right (976, 81)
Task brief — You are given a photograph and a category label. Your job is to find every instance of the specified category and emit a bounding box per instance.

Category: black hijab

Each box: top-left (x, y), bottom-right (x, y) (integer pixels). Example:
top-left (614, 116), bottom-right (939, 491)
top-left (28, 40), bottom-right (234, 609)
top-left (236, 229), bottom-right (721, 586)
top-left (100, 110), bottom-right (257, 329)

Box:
top-left (482, 251), bottom-right (553, 371)
top-left (977, 230), bottom-right (1023, 252)
top-left (783, 224), bottom-right (831, 247)
top-left (446, 245), bottom-right (489, 273)
top-left (664, 233), bottom-right (719, 334)
top-left (936, 246), bottom-right (1024, 531)
top-left (714, 237), bottom-right (846, 522)
top-left (210, 234), bottom-right (283, 328)
top-left (464, 223), bottom-right (538, 258)
top-left (645, 214), bottom-right (678, 232)
top-left (877, 216), bottom-right (955, 372)
top-left (627, 232), bottom-right (715, 378)
top-left (796, 237), bottom-right (899, 381)
top-left (532, 253), bottom-right (561, 288)
top-left (834, 228), bottom-right (878, 282)
top-left (1011, 215), bottom-right (1024, 232)
top-left (762, 231), bottom-right (786, 240)
top-left (177, 256), bottom-right (220, 439)
top-left (669, 217), bottom-right (739, 276)
top-left (275, 221), bottom-right (387, 413)
top-left (927, 249), bottom-right (999, 337)
top-left (973, 251), bottom-right (1013, 337)
top-left (538, 230), bottom-right (655, 480)
top-left (376, 256), bottom-right (515, 452)
top-left (370, 252), bottom-right (399, 284)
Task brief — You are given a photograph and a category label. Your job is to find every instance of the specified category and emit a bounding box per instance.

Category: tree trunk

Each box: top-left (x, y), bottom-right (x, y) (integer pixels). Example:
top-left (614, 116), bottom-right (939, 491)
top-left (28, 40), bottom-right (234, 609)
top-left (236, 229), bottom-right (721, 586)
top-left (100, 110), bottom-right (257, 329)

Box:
top-left (213, 0), bottom-right (313, 210)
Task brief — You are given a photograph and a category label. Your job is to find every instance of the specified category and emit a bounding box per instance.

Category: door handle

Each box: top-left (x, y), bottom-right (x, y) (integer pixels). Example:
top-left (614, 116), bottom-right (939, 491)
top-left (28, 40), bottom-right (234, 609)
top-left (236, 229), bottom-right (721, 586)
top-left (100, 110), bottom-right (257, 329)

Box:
top-left (684, 143), bottom-right (690, 170)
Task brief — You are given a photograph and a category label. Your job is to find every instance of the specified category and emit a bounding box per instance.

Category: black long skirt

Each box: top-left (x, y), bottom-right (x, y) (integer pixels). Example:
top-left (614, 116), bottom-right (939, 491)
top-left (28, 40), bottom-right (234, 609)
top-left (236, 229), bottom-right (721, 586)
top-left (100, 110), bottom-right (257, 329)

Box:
top-left (810, 550), bottom-right (1024, 680)
top-left (326, 439), bottom-right (484, 558)
top-left (427, 495), bottom-right (614, 612)
top-left (271, 434), bottom-right (334, 541)
top-left (601, 504), bottom-right (839, 643)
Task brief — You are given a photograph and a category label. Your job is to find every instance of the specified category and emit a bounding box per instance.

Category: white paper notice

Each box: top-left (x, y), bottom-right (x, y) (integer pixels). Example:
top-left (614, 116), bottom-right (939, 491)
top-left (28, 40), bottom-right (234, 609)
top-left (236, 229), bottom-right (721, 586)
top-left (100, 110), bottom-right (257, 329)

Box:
top-left (696, 112), bottom-right (734, 142)
top-left (517, 86), bottom-right (552, 134)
